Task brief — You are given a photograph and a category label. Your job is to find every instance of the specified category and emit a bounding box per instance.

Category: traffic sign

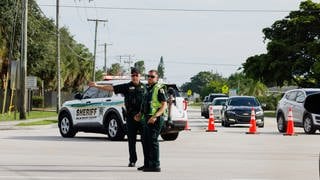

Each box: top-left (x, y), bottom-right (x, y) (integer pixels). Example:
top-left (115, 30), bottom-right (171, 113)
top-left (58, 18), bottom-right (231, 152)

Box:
top-left (221, 85), bottom-right (229, 94)
top-left (187, 89), bottom-right (192, 96)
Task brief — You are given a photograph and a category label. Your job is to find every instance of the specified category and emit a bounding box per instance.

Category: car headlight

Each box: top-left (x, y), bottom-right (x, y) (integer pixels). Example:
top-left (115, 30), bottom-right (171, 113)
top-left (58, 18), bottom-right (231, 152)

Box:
top-left (228, 110), bottom-right (236, 114)
top-left (256, 110), bottom-right (264, 116)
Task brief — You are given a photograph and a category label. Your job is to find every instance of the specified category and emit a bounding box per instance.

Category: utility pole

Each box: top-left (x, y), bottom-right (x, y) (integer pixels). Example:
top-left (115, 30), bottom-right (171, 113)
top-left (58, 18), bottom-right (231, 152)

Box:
top-left (87, 19), bottom-right (108, 81)
top-left (56, 0), bottom-right (61, 112)
top-left (19, 0), bottom-right (28, 120)
top-left (123, 55), bottom-right (134, 73)
top-left (99, 43), bottom-right (112, 72)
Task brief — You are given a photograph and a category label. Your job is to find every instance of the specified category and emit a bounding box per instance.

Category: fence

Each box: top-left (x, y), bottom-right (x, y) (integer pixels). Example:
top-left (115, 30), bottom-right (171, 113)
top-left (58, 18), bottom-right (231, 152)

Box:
top-left (0, 89), bottom-right (74, 113)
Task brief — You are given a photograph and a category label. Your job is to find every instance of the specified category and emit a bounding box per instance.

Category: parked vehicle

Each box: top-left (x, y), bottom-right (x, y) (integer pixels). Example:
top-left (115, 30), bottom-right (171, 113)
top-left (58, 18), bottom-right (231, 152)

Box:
top-left (276, 88), bottom-right (320, 134)
top-left (201, 93), bottom-right (228, 118)
top-left (58, 80), bottom-right (188, 141)
top-left (221, 96), bottom-right (264, 127)
top-left (211, 97), bottom-right (228, 120)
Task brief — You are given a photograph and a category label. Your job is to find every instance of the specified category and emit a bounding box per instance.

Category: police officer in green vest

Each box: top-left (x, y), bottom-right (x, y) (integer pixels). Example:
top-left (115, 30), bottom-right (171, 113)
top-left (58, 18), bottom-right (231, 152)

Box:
top-left (88, 68), bottom-right (146, 168)
top-left (137, 69), bottom-right (167, 172)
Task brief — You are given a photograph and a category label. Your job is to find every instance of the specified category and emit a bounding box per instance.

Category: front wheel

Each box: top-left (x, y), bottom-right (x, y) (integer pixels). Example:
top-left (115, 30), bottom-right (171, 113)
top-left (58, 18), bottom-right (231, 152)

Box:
top-left (277, 113), bottom-right (286, 133)
top-left (161, 133), bottom-right (179, 141)
top-left (106, 114), bottom-right (125, 141)
top-left (58, 112), bottom-right (77, 138)
top-left (303, 114), bottom-right (316, 134)
top-left (224, 116), bottom-right (230, 127)
top-left (258, 120), bottom-right (264, 128)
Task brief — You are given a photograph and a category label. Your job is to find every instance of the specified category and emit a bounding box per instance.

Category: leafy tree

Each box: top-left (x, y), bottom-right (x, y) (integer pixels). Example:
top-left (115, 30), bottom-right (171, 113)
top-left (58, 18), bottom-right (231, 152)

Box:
top-left (243, 0), bottom-right (320, 87)
top-left (201, 80), bottom-right (224, 96)
top-left (0, 0), bottom-right (95, 92)
top-left (157, 56), bottom-right (165, 78)
top-left (134, 60), bottom-right (145, 75)
top-left (107, 63), bottom-right (123, 75)
top-left (227, 72), bottom-right (268, 96)
top-left (181, 71), bottom-right (225, 98)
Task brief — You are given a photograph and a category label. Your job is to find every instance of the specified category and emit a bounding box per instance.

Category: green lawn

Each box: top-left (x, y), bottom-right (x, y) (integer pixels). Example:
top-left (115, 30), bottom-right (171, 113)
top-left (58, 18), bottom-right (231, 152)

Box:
top-left (264, 111), bottom-right (276, 118)
top-left (16, 120), bottom-right (58, 126)
top-left (0, 111), bottom-right (57, 121)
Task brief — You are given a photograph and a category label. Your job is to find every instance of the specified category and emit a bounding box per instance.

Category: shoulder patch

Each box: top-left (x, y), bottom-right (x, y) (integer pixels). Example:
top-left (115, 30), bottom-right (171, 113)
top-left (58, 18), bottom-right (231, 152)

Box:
top-left (159, 88), bottom-right (165, 94)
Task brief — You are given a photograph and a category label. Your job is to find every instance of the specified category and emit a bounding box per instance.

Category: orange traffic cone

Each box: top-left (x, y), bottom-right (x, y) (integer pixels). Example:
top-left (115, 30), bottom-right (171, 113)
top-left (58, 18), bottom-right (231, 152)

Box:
top-left (246, 107), bottom-right (258, 134)
top-left (184, 119), bottom-right (191, 131)
top-left (206, 105), bottom-right (217, 132)
top-left (284, 107), bottom-right (296, 136)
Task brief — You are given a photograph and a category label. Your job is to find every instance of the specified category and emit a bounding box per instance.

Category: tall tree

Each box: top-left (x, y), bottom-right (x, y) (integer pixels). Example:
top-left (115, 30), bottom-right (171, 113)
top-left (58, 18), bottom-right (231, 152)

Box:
top-left (157, 56), bottom-right (165, 79)
top-left (134, 60), bottom-right (145, 75)
top-left (181, 71), bottom-right (225, 98)
top-left (242, 0), bottom-right (320, 87)
top-left (0, 0), bottom-right (95, 92)
top-left (107, 63), bottom-right (123, 75)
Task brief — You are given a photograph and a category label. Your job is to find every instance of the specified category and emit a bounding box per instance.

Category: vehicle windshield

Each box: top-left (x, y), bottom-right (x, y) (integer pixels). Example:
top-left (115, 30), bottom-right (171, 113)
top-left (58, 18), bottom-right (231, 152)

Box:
top-left (213, 99), bottom-right (227, 105)
top-left (306, 90), bottom-right (320, 96)
top-left (82, 87), bottom-right (112, 99)
top-left (209, 95), bottom-right (227, 102)
top-left (229, 98), bottom-right (259, 107)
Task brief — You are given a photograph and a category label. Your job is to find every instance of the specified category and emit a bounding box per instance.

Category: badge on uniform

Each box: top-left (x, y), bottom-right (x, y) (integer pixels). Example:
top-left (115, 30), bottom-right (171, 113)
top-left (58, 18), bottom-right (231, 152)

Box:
top-left (129, 86), bottom-right (135, 90)
top-left (160, 88), bottom-right (165, 94)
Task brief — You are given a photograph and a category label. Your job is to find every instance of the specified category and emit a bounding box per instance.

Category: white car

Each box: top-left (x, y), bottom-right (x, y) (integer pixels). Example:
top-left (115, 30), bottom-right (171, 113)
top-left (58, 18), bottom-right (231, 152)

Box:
top-left (210, 97), bottom-right (228, 120)
top-left (276, 88), bottom-right (320, 134)
top-left (58, 80), bottom-right (188, 141)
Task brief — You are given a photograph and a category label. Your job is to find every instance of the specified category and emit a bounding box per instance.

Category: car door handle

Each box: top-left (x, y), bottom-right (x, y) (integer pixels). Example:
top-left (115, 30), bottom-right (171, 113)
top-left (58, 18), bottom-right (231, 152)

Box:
top-left (86, 101), bottom-right (91, 104)
top-left (106, 99), bottom-right (111, 102)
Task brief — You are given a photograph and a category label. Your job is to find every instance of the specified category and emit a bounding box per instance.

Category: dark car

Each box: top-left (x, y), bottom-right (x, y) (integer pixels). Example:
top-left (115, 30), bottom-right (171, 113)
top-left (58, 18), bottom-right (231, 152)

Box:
top-left (201, 93), bottom-right (228, 118)
top-left (221, 96), bottom-right (264, 127)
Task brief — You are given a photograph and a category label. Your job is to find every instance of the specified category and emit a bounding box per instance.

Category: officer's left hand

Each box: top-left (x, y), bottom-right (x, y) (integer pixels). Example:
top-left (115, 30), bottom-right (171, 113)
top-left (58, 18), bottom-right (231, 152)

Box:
top-left (147, 116), bottom-right (157, 124)
top-left (134, 113), bottom-right (141, 122)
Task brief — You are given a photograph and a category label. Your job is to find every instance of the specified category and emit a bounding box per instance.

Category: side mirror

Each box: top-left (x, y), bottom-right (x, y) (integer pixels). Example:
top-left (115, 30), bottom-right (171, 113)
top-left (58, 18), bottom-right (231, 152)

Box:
top-left (74, 93), bottom-right (82, 100)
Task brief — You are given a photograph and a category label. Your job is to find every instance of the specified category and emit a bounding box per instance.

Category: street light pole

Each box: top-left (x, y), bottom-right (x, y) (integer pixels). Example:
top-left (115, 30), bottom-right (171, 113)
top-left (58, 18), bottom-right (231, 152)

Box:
top-left (56, 0), bottom-right (61, 112)
top-left (19, 0), bottom-right (28, 120)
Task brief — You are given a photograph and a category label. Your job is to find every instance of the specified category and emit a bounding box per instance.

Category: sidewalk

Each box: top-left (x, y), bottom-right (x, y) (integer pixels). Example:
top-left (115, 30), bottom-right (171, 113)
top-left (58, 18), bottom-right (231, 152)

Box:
top-left (0, 116), bottom-right (58, 130)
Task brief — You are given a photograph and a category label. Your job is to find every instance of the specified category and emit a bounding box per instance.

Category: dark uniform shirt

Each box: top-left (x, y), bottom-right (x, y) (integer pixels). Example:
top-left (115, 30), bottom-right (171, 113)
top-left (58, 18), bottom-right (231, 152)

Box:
top-left (143, 83), bottom-right (168, 115)
top-left (113, 82), bottom-right (145, 117)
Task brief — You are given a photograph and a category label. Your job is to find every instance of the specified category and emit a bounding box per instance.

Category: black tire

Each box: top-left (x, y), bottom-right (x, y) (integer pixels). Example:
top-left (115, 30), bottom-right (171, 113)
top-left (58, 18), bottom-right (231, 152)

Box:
top-left (106, 114), bottom-right (125, 141)
top-left (58, 112), bottom-right (77, 138)
top-left (161, 133), bottom-right (179, 141)
top-left (277, 113), bottom-right (286, 133)
top-left (258, 120), bottom-right (264, 128)
top-left (303, 114), bottom-right (316, 134)
top-left (224, 116), bottom-right (230, 127)
top-left (221, 120), bottom-right (225, 127)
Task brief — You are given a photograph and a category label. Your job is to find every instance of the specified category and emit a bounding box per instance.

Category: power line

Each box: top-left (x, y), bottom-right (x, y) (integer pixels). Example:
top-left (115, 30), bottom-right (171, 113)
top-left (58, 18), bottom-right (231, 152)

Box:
top-left (38, 4), bottom-right (296, 13)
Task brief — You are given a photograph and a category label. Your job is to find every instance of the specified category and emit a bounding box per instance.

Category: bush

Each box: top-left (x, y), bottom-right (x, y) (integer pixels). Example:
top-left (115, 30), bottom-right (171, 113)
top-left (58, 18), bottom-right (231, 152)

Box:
top-left (32, 96), bottom-right (44, 108)
top-left (257, 95), bottom-right (282, 110)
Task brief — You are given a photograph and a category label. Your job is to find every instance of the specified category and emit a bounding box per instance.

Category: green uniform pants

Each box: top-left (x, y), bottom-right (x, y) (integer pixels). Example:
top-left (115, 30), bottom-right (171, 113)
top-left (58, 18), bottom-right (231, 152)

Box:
top-left (142, 115), bottom-right (164, 168)
top-left (126, 116), bottom-right (143, 164)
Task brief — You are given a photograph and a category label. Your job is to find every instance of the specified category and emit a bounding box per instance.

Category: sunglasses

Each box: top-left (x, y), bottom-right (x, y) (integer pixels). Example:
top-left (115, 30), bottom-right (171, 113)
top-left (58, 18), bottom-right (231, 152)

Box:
top-left (147, 75), bottom-right (156, 79)
top-left (131, 74), bottom-right (139, 77)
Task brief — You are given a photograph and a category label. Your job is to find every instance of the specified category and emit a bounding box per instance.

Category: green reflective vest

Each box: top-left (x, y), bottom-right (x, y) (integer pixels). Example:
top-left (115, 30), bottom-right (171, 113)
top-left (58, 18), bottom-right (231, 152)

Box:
top-left (149, 83), bottom-right (167, 116)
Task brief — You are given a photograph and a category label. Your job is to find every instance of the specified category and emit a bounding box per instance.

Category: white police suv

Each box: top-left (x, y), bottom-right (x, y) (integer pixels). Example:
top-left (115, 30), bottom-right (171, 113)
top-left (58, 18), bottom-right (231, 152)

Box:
top-left (58, 80), bottom-right (188, 141)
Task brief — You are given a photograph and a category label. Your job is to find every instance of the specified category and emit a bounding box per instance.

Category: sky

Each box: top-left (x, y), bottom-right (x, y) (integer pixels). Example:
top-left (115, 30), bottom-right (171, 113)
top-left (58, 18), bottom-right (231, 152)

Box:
top-left (36, 0), bottom-right (317, 86)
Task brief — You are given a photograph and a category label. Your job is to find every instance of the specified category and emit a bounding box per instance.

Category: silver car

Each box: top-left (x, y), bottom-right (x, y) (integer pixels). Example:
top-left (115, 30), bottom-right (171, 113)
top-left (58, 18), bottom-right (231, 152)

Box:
top-left (276, 88), bottom-right (320, 134)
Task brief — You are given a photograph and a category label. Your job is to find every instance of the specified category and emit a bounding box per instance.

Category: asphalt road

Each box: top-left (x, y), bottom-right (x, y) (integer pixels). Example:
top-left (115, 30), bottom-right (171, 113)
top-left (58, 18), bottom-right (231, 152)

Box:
top-left (0, 108), bottom-right (319, 180)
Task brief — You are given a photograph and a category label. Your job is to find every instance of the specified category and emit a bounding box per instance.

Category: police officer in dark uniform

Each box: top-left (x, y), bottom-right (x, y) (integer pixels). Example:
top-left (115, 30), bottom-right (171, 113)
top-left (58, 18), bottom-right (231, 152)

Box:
top-left (137, 69), bottom-right (167, 172)
top-left (88, 68), bottom-right (146, 168)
